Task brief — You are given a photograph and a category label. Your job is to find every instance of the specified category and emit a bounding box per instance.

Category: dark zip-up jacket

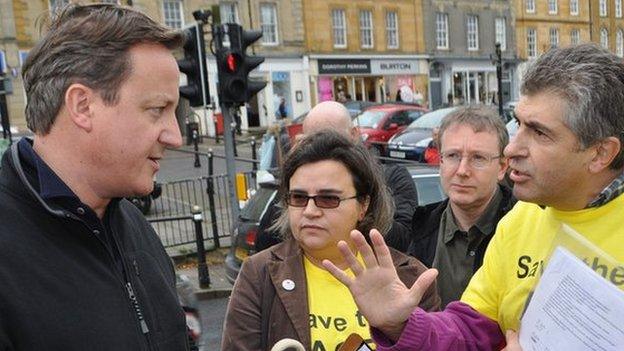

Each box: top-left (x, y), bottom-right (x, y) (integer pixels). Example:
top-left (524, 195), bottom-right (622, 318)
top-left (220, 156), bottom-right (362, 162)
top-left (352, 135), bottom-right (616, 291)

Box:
top-left (405, 185), bottom-right (516, 271)
top-left (0, 144), bottom-right (188, 351)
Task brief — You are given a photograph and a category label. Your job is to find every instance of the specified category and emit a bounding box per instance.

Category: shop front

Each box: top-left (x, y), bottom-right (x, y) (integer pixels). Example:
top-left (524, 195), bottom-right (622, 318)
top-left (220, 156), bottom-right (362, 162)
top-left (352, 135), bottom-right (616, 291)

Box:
top-left (429, 59), bottom-right (518, 109)
top-left (309, 55), bottom-right (429, 106)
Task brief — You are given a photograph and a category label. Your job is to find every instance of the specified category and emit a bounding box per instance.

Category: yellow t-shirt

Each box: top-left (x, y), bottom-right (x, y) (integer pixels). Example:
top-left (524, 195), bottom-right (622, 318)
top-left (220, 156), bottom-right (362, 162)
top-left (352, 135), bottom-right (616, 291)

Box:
top-left (461, 193), bottom-right (624, 333)
top-left (304, 256), bottom-right (375, 351)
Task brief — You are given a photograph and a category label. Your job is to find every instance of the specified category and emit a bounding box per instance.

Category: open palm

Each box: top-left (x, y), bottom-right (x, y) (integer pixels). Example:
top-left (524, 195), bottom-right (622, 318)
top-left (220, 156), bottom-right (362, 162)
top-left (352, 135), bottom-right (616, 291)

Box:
top-left (323, 229), bottom-right (438, 341)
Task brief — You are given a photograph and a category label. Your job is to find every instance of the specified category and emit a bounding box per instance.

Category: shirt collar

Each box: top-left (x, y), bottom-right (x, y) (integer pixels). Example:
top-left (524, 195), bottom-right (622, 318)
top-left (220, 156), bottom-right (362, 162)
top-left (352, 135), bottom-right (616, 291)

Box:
top-left (17, 138), bottom-right (78, 200)
top-left (442, 186), bottom-right (503, 244)
top-left (587, 169), bottom-right (624, 208)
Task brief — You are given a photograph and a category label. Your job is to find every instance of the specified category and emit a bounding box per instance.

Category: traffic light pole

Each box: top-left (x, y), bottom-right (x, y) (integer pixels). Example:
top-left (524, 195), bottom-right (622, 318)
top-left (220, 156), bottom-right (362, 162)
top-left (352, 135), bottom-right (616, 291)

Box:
top-left (495, 43), bottom-right (504, 118)
top-left (220, 103), bottom-right (240, 223)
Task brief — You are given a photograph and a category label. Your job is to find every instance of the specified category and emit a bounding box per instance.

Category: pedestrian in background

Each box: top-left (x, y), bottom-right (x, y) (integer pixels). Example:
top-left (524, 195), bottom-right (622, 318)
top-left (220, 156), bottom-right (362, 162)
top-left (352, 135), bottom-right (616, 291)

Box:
top-left (0, 4), bottom-right (191, 350)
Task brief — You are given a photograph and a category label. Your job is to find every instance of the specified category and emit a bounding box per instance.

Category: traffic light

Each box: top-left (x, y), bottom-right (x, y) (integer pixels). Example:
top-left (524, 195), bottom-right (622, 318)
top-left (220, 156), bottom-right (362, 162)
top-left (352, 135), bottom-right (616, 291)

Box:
top-left (216, 23), bottom-right (266, 105)
top-left (178, 22), bottom-right (210, 107)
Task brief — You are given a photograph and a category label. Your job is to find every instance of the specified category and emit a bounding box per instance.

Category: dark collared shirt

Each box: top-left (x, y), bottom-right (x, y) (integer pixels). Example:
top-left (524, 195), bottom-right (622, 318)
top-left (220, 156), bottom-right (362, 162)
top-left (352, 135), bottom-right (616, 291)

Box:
top-left (17, 138), bottom-right (123, 274)
top-left (432, 187), bottom-right (503, 307)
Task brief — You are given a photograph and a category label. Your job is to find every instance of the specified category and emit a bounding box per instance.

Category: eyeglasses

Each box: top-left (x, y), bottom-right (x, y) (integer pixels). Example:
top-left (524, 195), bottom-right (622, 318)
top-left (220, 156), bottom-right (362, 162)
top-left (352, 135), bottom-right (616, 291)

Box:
top-left (440, 151), bottom-right (502, 169)
top-left (286, 192), bottom-right (359, 209)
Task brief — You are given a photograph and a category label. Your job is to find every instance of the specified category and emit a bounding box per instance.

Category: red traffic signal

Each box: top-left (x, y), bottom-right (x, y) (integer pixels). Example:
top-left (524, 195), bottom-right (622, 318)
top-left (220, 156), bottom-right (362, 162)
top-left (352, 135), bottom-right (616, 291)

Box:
top-left (226, 53), bottom-right (238, 72)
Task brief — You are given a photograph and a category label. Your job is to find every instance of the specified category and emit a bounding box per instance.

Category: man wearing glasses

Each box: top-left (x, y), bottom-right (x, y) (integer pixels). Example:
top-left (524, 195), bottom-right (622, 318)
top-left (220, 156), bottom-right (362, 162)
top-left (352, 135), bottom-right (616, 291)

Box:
top-left (404, 106), bottom-right (516, 307)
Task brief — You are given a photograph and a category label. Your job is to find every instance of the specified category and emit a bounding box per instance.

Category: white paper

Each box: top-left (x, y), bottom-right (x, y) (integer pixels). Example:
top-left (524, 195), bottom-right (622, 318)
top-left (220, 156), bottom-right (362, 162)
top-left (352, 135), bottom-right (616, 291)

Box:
top-left (519, 247), bottom-right (624, 351)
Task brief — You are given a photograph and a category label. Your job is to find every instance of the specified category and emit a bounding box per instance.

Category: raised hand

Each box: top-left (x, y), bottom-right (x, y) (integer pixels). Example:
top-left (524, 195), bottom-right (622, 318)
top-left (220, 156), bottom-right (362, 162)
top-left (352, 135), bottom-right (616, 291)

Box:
top-left (322, 229), bottom-right (438, 341)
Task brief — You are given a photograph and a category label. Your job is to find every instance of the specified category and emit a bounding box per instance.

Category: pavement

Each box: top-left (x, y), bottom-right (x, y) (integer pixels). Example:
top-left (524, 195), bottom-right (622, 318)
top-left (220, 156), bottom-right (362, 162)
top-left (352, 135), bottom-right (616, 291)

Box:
top-left (174, 248), bottom-right (235, 301)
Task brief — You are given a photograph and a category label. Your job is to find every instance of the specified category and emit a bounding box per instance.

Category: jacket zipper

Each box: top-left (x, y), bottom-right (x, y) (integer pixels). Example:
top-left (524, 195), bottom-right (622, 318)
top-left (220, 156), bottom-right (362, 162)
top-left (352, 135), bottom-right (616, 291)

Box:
top-left (70, 213), bottom-right (155, 350)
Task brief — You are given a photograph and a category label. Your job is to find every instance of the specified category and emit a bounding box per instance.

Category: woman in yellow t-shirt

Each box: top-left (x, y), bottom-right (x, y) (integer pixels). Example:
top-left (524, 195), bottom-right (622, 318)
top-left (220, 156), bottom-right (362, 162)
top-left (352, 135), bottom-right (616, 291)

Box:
top-left (221, 130), bottom-right (440, 351)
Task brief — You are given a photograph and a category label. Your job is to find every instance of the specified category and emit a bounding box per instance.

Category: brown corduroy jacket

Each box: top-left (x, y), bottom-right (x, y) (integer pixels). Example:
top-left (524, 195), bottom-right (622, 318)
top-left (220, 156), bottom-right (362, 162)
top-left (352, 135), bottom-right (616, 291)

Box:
top-left (221, 238), bottom-right (441, 351)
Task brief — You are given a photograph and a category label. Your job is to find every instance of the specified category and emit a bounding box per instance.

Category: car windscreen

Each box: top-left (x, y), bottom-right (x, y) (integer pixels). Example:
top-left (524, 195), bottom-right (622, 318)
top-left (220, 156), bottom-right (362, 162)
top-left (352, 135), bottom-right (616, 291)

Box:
top-left (408, 107), bottom-right (456, 129)
top-left (239, 186), bottom-right (277, 221)
top-left (353, 110), bottom-right (387, 129)
top-left (413, 175), bottom-right (446, 206)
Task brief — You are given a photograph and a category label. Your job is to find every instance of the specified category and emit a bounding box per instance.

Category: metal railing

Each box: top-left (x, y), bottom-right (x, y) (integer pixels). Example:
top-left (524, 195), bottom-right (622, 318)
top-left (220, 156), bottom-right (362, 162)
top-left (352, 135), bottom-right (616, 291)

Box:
top-left (147, 150), bottom-right (258, 249)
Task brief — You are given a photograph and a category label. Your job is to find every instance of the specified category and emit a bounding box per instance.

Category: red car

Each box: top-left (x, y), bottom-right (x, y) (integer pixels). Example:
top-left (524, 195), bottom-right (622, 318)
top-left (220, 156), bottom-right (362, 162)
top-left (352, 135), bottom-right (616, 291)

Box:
top-left (353, 104), bottom-right (428, 156)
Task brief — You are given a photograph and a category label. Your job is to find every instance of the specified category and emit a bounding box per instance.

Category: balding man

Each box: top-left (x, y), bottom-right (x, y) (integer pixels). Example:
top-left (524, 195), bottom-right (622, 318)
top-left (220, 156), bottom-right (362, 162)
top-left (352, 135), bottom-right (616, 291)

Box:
top-left (255, 101), bottom-right (418, 251)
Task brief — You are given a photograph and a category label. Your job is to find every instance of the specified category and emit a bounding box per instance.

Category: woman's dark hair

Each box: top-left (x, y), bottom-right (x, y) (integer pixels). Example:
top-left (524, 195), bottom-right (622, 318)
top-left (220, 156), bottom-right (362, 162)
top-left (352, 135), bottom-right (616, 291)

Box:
top-left (273, 130), bottom-right (393, 239)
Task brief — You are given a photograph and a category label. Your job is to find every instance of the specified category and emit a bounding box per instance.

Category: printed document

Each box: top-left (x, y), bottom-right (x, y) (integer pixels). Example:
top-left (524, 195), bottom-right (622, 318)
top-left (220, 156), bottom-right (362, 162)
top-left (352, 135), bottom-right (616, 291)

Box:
top-left (519, 247), bottom-right (624, 351)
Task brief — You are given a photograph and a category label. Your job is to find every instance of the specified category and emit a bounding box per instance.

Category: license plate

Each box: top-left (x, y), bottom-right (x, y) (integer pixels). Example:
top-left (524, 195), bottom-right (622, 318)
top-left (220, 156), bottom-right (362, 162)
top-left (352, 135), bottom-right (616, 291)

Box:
top-left (235, 247), bottom-right (249, 261)
top-left (390, 151), bottom-right (406, 159)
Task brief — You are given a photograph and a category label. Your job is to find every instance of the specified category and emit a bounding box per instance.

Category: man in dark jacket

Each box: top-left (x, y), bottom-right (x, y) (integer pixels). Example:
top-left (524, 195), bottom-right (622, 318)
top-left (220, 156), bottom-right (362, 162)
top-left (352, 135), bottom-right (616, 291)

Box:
top-left (0, 4), bottom-right (190, 350)
top-left (390, 106), bottom-right (516, 308)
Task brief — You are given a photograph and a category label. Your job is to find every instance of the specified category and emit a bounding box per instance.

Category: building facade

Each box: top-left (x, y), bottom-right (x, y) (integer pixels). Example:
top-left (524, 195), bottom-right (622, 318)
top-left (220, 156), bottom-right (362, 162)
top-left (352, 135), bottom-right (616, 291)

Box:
top-left (590, 0), bottom-right (624, 57)
top-left (424, 0), bottom-right (519, 109)
top-left (302, 0), bottom-right (429, 107)
top-left (515, 0), bottom-right (591, 60)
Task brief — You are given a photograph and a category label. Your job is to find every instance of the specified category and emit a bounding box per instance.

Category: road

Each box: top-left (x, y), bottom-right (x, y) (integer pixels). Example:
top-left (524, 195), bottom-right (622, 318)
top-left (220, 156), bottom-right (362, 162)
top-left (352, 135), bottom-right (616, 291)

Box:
top-left (198, 296), bottom-right (229, 350)
top-left (157, 136), bottom-right (259, 182)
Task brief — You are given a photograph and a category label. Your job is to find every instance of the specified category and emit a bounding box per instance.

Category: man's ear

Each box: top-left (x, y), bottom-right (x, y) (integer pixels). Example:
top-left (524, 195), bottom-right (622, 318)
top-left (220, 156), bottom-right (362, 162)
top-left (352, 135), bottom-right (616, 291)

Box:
top-left (588, 137), bottom-right (621, 173)
top-left (64, 83), bottom-right (95, 132)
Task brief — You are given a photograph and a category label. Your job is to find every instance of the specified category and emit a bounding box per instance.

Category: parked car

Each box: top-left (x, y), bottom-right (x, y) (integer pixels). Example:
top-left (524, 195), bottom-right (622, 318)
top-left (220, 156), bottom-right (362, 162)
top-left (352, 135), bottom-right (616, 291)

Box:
top-left (353, 104), bottom-right (428, 157)
top-left (343, 100), bottom-right (378, 117)
top-left (386, 107), bottom-right (458, 162)
top-left (224, 165), bottom-right (445, 283)
top-left (224, 180), bottom-right (278, 283)
top-left (286, 101), bottom-right (379, 140)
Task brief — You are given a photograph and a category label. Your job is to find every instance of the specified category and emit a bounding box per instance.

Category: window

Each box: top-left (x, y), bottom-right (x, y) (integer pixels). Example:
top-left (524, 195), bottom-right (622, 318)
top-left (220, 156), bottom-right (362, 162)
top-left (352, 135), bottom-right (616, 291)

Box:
top-left (386, 11), bottom-right (399, 49)
top-left (260, 3), bottom-right (278, 45)
top-left (527, 28), bottom-right (537, 58)
top-left (359, 10), bottom-right (374, 48)
top-left (466, 15), bottom-right (479, 51)
top-left (549, 28), bottom-right (559, 48)
top-left (600, 0), bottom-right (608, 17)
top-left (617, 0), bottom-right (623, 18)
top-left (571, 29), bottom-right (581, 45)
top-left (601, 28), bottom-right (609, 49)
top-left (570, 0), bottom-right (579, 15)
top-left (548, 0), bottom-right (558, 14)
top-left (526, 0), bottom-right (535, 13)
top-left (617, 29), bottom-right (624, 57)
top-left (436, 13), bottom-right (449, 49)
top-left (220, 2), bottom-right (239, 23)
top-left (495, 17), bottom-right (506, 50)
top-left (332, 9), bottom-right (347, 48)
top-left (49, 0), bottom-right (69, 12)
top-left (163, 0), bottom-right (183, 29)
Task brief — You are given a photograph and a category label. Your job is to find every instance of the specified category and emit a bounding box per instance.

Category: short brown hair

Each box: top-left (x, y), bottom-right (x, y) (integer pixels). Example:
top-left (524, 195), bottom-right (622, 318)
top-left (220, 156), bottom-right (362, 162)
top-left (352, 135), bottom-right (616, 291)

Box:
top-left (22, 4), bottom-right (185, 134)
top-left (438, 106), bottom-right (509, 156)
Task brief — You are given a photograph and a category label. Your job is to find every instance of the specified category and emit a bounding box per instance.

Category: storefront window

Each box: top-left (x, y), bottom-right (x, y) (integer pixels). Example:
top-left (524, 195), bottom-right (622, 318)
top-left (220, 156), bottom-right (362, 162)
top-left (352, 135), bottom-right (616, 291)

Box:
top-left (272, 71), bottom-right (291, 118)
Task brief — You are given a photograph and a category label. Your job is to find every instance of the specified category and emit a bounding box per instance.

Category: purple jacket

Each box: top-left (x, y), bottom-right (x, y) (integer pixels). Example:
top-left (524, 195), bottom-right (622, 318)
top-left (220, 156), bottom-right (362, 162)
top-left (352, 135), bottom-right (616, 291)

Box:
top-left (372, 302), bottom-right (505, 351)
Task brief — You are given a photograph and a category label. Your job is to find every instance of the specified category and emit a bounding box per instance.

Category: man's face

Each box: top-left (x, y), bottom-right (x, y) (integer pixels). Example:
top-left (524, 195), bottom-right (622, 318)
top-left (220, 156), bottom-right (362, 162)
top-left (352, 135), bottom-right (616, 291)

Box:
top-left (440, 123), bottom-right (507, 211)
top-left (88, 43), bottom-right (182, 198)
top-left (505, 92), bottom-right (595, 209)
